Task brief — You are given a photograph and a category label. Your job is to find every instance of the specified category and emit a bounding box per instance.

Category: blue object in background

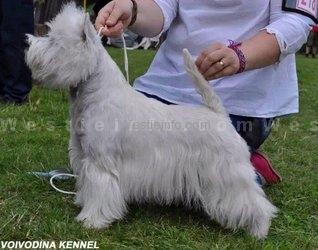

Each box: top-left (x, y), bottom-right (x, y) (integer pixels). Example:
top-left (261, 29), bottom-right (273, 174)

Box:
top-left (28, 168), bottom-right (74, 180)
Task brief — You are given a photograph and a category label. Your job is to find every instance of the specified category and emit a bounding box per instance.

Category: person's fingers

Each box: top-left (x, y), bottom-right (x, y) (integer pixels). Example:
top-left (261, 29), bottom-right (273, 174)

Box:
top-left (195, 54), bottom-right (205, 69)
top-left (95, 12), bottom-right (110, 31)
top-left (101, 21), bottom-right (124, 37)
top-left (207, 66), bottom-right (235, 81)
top-left (195, 43), bottom-right (224, 69)
top-left (198, 50), bottom-right (224, 75)
top-left (203, 58), bottom-right (229, 79)
top-left (201, 43), bottom-right (224, 55)
top-left (106, 5), bottom-right (124, 27)
top-left (95, 3), bottom-right (113, 30)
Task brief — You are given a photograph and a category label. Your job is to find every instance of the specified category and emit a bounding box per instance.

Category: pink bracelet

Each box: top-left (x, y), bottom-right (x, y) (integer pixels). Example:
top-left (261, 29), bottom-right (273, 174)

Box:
top-left (228, 40), bottom-right (246, 74)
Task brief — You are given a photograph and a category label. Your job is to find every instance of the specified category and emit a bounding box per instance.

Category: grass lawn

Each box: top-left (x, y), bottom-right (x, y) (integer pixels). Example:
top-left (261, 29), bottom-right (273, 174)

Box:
top-left (0, 49), bottom-right (317, 249)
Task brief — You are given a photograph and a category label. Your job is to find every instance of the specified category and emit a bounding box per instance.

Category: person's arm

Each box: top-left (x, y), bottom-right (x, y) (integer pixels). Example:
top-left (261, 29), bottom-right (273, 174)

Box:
top-left (129, 0), bottom-right (164, 37)
top-left (239, 31), bottom-right (280, 70)
top-left (196, 1), bottom-right (312, 81)
top-left (195, 32), bottom-right (280, 80)
top-left (95, 0), bottom-right (166, 38)
top-left (263, 0), bottom-right (313, 61)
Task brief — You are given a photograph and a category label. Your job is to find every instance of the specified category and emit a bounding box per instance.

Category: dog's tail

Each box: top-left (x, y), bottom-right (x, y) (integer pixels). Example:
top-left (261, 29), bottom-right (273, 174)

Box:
top-left (183, 49), bottom-right (226, 115)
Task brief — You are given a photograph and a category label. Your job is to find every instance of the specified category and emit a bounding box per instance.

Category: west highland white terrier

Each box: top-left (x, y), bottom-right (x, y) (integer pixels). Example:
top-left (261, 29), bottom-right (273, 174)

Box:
top-left (26, 3), bottom-right (277, 239)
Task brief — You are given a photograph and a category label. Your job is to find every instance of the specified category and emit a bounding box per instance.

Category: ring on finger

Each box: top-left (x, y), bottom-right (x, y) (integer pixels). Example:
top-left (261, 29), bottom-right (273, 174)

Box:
top-left (219, 60), bottom-right (225, 67)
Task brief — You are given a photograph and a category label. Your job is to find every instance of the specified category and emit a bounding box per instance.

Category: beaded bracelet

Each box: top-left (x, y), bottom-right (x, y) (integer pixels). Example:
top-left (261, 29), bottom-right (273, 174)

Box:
top-left (128, 0), bottom-right (138, 27)
top-left (228, 40), bottom-right (246, 74)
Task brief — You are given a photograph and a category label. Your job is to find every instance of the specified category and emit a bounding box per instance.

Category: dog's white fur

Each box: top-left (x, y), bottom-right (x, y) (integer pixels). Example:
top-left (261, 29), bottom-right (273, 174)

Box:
top-left (26, 3), bottom-right (277, 239)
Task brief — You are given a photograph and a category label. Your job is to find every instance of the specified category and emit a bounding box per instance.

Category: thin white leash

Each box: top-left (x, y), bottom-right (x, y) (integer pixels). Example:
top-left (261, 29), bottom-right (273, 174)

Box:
top-left (49, 28), bottom-right (130, 196)
top-left (50, 173), bottom-right (78, 195)
top-left (121, 32), bottom-right (130, 84)
top-left (98, 27), bottom-right (130, 83)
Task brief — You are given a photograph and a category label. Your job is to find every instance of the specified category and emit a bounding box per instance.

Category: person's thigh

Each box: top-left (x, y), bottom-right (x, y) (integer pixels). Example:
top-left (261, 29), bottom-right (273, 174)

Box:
top-left (0, 0), bottom-right (33, 100)
top-left (229, 114), bottom-right (274, 151)
top-left (0, 0), bottom-right (2, 24)
top-left (0, 0), bottom-right (3, 94)
top-left (313, 33), bottom-right (318, 51)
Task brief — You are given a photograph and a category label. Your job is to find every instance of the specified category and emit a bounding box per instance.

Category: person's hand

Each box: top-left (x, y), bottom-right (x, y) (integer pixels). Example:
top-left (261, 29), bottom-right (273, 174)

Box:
top-left (95, 0), bottom-right (133, 38)
top-left (195, 43), bottom-right (240, 81)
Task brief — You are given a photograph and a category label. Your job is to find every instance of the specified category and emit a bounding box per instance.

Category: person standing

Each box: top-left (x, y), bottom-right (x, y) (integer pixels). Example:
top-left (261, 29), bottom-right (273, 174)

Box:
top-left (306, 25), bottom-right (318, 58)
top-left (0, 0), bottom-right (34, 104)
top-left (95, 0), bottom-right (313, 186)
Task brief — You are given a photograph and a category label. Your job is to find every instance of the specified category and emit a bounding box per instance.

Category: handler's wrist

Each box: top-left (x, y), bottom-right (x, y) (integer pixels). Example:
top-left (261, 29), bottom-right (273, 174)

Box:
top-left (228, 40), bottom-right (246, 74)
top-left (128, 0), bottom-right (138, 27)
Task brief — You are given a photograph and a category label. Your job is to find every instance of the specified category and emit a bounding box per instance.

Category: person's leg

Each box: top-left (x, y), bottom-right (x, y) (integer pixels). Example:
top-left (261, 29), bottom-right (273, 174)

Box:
top-left (313, 33), bottom-right (318, 57)
top-left (229, 115), bottom-right (273, 151)
top-left (0, 0), bottom-right (4, 96)
top-left (305, 46), bottom-right (311, 57)
top-left (314, 33), bottom-right (318, 58)
top-left (306, 32), bottom-right (314, 57)
top-left (313, 46), bottom-right (317, 58)
top-left (0, 0), bottom-right (34, 103)
top-left (312, 49), bottom-right (316, 58)
top-left (229, 114), bottom-right (281, 185)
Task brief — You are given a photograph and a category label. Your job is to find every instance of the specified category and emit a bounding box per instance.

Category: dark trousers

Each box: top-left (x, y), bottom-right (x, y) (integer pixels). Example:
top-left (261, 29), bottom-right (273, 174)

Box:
top-left (229, 115), bottom-right (273, 151)
top-left (139, 91), bottom-right (274, 151)
top-left (0, 0), bottom-right (34, 102)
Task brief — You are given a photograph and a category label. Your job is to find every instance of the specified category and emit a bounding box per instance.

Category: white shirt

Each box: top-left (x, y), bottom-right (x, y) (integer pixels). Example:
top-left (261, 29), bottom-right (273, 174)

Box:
top-left (133, 0), bottom-right (312, 118)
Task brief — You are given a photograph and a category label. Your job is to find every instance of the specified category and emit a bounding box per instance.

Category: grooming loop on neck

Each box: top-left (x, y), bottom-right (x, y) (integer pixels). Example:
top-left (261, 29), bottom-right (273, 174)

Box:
top-left (98, 27), bottom-right (130, 83)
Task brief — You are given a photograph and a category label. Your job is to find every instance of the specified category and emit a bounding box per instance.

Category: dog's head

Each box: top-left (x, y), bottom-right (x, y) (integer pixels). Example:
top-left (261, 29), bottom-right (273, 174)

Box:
top-left (26, 3), bottom-right (101, 89)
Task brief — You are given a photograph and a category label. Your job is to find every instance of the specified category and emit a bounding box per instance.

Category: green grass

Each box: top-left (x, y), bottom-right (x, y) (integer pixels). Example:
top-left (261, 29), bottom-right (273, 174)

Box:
top-left (0, 49), bottom-right (317, 249)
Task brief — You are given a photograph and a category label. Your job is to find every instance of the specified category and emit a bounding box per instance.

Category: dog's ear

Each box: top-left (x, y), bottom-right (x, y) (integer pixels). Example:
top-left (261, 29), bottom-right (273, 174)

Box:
top-left (83, 13), bottom-right (96, 42)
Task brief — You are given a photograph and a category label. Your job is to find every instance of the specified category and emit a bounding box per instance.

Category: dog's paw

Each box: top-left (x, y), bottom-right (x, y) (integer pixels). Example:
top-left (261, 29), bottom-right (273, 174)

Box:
top-left (76, 211), bottom-right (111, 229)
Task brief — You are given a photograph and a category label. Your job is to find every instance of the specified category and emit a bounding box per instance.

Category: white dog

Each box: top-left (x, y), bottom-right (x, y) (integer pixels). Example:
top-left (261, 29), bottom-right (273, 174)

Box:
top-left (26, 3), bottom-right (277, 239)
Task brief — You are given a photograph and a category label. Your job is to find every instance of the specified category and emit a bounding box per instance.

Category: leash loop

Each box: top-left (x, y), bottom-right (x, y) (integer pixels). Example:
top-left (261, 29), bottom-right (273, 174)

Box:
top-left (98, 27), bottom-right (130, 83)
top-left (50, 173), bottom-right (78, 195)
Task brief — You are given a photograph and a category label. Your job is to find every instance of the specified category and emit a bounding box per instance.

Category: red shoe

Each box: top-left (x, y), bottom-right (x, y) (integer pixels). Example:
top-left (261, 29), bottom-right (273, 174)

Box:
top-left (250, 151), bottom-right (282, 185)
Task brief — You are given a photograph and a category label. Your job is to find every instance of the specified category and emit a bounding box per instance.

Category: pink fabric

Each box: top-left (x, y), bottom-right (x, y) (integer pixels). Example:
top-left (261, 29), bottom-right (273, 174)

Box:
top-left (228, 40), bottom-right (246, 74)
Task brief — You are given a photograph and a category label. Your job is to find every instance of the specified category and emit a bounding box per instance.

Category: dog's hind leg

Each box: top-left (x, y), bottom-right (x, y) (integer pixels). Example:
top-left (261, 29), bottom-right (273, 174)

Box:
top-left (199, 161), bottom-right (277, 239)
top-left (75, 158), bottom-right (127, 229)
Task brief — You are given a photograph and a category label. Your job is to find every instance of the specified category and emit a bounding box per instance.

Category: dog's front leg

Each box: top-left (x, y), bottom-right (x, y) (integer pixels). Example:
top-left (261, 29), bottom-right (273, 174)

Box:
top-left (69, 132), bottom-right (86, 208)
top-left (75, 158), bottom-right (127, 229)
top-left (69, 132), bottom-right (83, 176)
